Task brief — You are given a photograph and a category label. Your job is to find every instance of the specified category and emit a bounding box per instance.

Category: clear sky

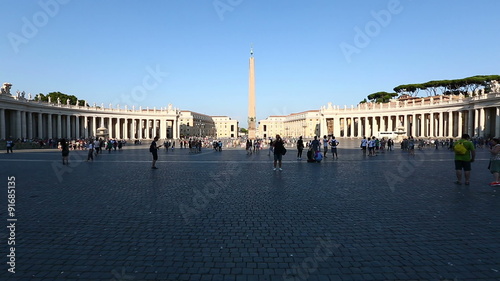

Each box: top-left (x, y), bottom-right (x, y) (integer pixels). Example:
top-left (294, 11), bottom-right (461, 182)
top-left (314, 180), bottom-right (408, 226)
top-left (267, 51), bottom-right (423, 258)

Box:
top-left (2, 0), bottom-right (500, 128)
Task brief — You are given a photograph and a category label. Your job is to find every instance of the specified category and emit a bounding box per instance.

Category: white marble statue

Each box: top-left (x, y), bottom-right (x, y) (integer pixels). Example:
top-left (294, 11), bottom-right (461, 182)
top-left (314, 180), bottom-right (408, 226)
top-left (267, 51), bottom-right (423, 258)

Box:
top-left (491, 80), bottom-right (500, 93)
top-left (57, 97), bottom-right (61, 104)
top-left (1, 83), bottom-right (12, 95)
top-left (66, 99), bottom-right (70, 105)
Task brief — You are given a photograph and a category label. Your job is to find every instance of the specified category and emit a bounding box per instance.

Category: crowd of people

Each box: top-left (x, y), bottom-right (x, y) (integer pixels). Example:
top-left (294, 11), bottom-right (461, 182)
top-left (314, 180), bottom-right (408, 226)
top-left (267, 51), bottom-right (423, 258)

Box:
top-left (3, 133), bottom-right (499, 187)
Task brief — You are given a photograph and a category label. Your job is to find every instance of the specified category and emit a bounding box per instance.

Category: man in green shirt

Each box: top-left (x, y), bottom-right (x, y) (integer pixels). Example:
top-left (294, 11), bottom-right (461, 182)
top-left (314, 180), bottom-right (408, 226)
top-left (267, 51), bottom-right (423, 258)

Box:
top-left (454, 134), bottom-right (475, 185)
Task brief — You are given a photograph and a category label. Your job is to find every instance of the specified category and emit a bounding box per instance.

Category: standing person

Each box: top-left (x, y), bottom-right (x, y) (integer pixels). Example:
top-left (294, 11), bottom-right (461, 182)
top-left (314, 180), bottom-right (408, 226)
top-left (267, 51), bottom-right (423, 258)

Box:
top-left (408, 137), bottom-right (415, 157)
top-left (106, 139), bottom-right (113, 153)
top-left (86, 139), bottom-right (94, 162)
top-left (60, 138), bottom-right (70, 165)
top-left (329, 136), bottom-right (339, 159)
top-left (273, 134), bottom-right (285, 171)
top-left (322, 135), bottom-right (329, 158)
top-left (453, 134), bottom-right (475, 185)
top-left (150, 136), bottom-right (162, 169)
top-left (296, 136), bottom-right (304, 160)
top-left (267, 138), bottom-right (274, 156)
top-left (360, 136), bottom-right (368, 155)
top-left (488, 138), bottom-right (500, 186)
top-left (311, 136), bottom-right (320, 153)
top-left (6, 138), bottom-right (14, 153)
top-left (368, 137), bottom-right (376, 157)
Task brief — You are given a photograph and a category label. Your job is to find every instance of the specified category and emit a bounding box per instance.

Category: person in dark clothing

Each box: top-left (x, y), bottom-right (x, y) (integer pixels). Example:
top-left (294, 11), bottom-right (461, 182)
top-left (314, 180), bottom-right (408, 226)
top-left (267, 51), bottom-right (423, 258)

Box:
top-left (296, 136), bottom-right (304, 160)
top-left (150, 136), bottom-right (162, 169)
top-left (273, 134), bottom-right (285, 171)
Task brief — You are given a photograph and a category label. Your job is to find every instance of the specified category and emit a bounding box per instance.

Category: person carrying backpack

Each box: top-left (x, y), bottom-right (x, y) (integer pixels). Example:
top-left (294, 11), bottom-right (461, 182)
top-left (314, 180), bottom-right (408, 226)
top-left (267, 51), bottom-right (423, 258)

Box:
top-left (453, 134), bottom-right (475, 185)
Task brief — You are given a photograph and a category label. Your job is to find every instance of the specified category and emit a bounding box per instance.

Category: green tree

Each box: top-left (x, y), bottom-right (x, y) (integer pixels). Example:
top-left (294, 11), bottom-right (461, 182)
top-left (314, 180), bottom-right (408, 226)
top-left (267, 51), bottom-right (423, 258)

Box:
top-left (367, 91), bottom-right (398, 103)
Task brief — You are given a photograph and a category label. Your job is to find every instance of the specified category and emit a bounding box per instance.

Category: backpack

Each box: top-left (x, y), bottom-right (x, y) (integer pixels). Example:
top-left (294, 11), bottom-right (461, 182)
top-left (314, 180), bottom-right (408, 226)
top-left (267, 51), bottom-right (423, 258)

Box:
top-left (454, 141), bottom-right (467, 155)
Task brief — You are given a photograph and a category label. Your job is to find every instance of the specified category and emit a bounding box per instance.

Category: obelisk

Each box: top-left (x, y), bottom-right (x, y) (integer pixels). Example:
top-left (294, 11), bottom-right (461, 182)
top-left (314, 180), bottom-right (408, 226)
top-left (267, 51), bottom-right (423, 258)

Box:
top-left (248, 47), bottom-right (256, 139)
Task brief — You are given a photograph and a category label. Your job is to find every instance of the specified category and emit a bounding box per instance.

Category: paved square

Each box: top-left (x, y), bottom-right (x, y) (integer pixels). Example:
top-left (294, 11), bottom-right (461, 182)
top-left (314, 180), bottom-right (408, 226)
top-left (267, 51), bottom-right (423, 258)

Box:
top-left (1, 141), bottom-right (499, 280)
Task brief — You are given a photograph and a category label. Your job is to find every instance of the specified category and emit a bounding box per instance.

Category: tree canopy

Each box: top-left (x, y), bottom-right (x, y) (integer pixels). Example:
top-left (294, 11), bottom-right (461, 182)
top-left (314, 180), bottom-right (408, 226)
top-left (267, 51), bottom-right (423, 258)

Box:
top-left (393, 75), bottom-right (500, 97)
top-left (34, 92), bottom-right (87, 106)
top-left (367, 91), bottom-right (398, 103)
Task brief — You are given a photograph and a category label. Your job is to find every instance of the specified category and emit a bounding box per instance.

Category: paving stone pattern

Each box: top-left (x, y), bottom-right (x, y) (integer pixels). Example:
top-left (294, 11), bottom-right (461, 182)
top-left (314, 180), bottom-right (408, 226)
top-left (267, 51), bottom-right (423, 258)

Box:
top-left (0, 142), bottom-right (499, 280)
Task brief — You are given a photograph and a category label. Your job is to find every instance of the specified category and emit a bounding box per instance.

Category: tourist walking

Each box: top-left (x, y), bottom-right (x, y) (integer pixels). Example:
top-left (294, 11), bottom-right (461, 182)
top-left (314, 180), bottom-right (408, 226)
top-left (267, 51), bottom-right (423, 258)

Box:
top-left (296, 136), bottom-right (304, 160)
top-left (322, 135), bottom-right (329, 158)
top-left (150, 136), bottom-right (162, 169)
top-left (488, 138), bottom-right (500, 186)
top-left (360, 136), bottom-right (367, 155)
top-left (453, 134), bottom-right (475, 185)
top-left (311, 136), bottom-right (320, 153)
top-left (329, 136), bottom-right (339, 159)
top-left (6, 138), bottom-right (13, 153)
top-left (273, 134), bottom-right (285, 171)
top-left (87, 139), bottom-right (94, 161)
top-left (60, 138), bottom-right (70, 165)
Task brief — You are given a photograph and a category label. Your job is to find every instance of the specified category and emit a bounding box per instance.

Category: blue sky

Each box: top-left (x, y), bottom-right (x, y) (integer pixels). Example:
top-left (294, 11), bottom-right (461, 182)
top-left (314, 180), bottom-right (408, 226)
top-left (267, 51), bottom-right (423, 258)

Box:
top-left (2, 0), bottom-right (500, 128)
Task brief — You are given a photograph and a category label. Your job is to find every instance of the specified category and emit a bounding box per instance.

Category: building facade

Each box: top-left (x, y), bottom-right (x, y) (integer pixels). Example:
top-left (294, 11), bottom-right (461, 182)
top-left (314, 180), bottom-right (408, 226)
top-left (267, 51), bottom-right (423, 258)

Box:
top-left (212, 116), bottom-right (239, 138)
top-left (258, 110), bottom-right (321, 139)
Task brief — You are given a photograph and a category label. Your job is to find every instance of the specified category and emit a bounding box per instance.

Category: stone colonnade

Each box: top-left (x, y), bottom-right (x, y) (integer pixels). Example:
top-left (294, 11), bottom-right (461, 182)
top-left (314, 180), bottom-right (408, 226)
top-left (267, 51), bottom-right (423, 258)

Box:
top-left (320, 93), bottom-right (500, 139)
top-left (0, 96), bottom-right (179, 140)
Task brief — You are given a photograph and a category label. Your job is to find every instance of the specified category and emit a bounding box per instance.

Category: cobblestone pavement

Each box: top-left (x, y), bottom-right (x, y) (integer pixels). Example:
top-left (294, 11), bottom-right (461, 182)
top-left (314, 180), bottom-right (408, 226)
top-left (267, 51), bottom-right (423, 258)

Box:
top-left (0, 141), bottom-right (499, 281)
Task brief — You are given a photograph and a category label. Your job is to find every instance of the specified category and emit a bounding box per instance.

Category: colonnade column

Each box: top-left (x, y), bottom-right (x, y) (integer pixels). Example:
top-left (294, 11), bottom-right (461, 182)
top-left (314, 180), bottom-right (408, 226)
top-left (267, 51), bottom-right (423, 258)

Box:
top-left (16, 111), bottom-right (22, 139)
top-left (92, 116), bottom-right (97, 138)
top-left (448, 112), bottom-right (453, 137)
top-left (333, 118), bottom-right (340, 137)
top-left (380, 116), bottom-right (386, 133)
top-left (115, 118), bottom-right (120, 139)
top-left (130, 119), bottom-right (135, 139)
top-left (457, 111), bottom-right (463, 138)
top-left (57, 114), bottom-right (62, 138)
top-left (473, 109), bottom-right (479, 137)
top-left (138, 119), bottom-right (143, 139)
top-left (20, 111), bottom-right (27, 138)
top-left (160, 119), bottom-right (166, 139)
top-left (388, 116), bottom-right (393, 133)
top-left (411, 113), bottom-right (417, 137)
top-left (438, 112), bottom-right (443, 137)
top-left (429, 113), bottom-right (435, 138)
top-left (357, 117), bottom-right (362, 137)
top-left (47, 114), bottom-right (52, 139)
top-left (420, 114), bottom-right (426, 137)
top-left (172, 119), bottom-right (178, 139)
top-left (123, 119), bottom-right (128, 140)
top-left (496, 107), bottom-right (500, 137)
top-left (467, 110), bottom-right (474, 137)
top-left (0, 109), bottom-right (5, 140)
top-left (66, 115), bottom-right (71, 139)
top-left (478, 108), bottom-right (485, 137)
top-left (38, 113), bottom-right (43, 139)
top-left (152, 119), bottom-right (157, 138)
top-left (108, 117), bottom-right (113, 139)
top-left (84, 116), bottom-right (89, 139)
top-left (75, 116), bottom-right (80, 139)
top-left (27, 112), bottom-right (33, 139)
